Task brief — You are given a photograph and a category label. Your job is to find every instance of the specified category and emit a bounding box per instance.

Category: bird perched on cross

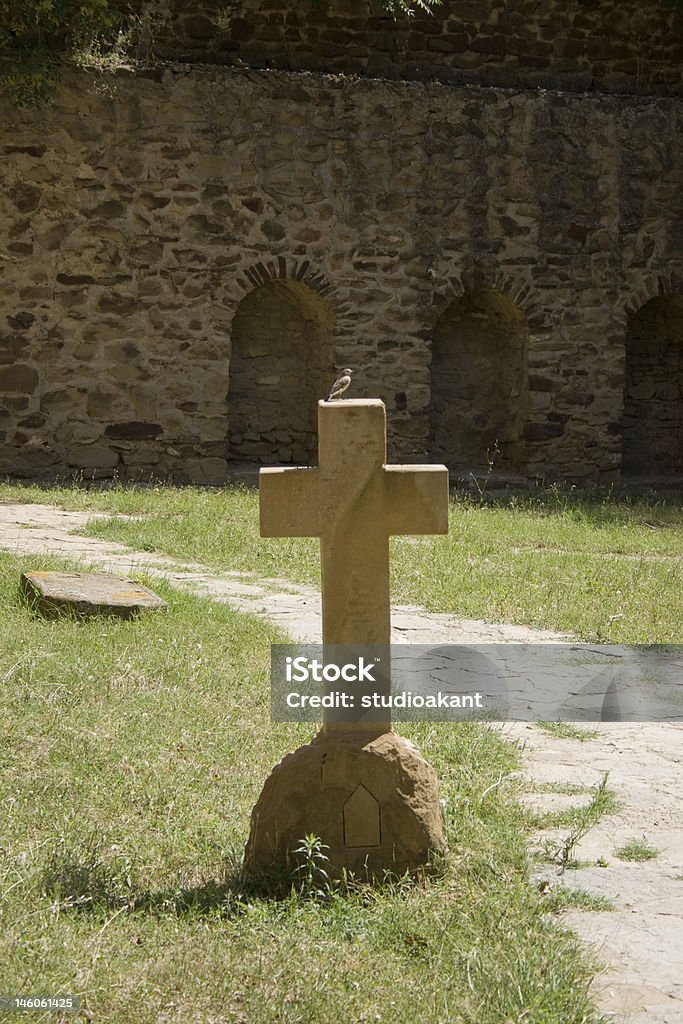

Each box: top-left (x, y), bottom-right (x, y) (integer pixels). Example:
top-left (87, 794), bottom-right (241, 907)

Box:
top-left (325, 368), bottom-right (353, 401)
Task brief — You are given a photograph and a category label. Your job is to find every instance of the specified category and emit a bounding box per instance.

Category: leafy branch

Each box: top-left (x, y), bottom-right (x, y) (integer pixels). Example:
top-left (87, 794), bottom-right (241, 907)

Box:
top-left (0, 0), bottom-right (444, 108)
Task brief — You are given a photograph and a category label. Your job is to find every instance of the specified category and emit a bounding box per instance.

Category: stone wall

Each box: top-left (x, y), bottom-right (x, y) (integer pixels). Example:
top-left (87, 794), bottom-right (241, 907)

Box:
top-left (0, 66), bottom-right (681, 484)
top-left (132, 0), bottom-right (683, 96)
top-left (229, 279), bottom-right (335, 464)
top-left (429, 291), bottom-right (529, 477)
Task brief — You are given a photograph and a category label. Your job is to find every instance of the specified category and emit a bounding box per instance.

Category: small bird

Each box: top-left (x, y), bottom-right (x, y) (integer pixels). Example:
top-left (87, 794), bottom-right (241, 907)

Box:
top-left (325, 368), bottom-right (353, 401)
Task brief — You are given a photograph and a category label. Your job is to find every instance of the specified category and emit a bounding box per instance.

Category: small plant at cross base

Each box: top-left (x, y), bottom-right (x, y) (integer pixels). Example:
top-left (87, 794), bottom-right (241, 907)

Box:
top-left (292, 833), bottom-right (332, 898)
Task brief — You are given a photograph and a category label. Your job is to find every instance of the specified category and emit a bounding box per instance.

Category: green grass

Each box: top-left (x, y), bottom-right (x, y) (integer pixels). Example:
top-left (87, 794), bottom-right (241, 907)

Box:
top-left (1, 480), bottom-right (681, 642)
top-left (525, 787), bottom-right (620, 831)
top-left (0, 549), bottom-right (609, 1024)
top-left (540, 887), bottom-right (615, 914)
top-left (615, 839), bottom-right (660, 862)
top-left (524, 782), bottom-right (596, 796)
top-left (0, 480), bottom-right (673, 1020)
top-left (538, 775), bottom-right (616, 869)
top-left (538, 722), bottom-right (601, 742)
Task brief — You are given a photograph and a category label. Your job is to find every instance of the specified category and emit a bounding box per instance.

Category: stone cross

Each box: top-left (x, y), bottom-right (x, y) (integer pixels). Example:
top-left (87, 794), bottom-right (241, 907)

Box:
top-left (246, 399), bottom-right (450, 879)
top-left (260, 399), bottom-right (448, 727)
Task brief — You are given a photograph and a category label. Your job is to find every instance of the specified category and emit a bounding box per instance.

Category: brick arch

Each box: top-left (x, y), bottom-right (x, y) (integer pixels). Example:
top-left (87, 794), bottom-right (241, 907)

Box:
top-left (228, 277), bottom-right (336, 466)
top-left (430, 269), bottom-right (550, 335)
top-left (616, 270), bottom-right (683, 329)
top-left (236, 256), bottom-right (334, 298)
top-left (234, 257), bottom-right (354, 338)
top-left (429, 286), bottom-right (531, 477)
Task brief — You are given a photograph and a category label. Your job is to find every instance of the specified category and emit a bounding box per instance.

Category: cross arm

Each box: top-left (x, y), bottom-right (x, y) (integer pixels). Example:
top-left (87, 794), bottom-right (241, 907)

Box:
top-left (382, 464), bottom-right (449, 536)
top-left (260, 467), bottom-right (323, 537)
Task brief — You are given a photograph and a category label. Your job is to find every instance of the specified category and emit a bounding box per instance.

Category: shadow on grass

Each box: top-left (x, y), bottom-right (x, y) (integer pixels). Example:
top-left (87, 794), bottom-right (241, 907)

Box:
top-left (2, 473), bottom-right (682, 519)
top-left (38, 842), bottom-right (418, 917)
top-left (39, 844), bottom-right (294, 916)
top-left (452, 484), bottom-right (683, 523)
top-left (0, 474), bottom-right (258, 496)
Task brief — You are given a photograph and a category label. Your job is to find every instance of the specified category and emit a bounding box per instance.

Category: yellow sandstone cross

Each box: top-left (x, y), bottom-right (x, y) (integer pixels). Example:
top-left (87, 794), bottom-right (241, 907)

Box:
top-left (246, 400), bottom-right (450, 877)
top-left (261, 399), bottom-right (448, 645)
top-left (260, 399), bottom-right (448, 727)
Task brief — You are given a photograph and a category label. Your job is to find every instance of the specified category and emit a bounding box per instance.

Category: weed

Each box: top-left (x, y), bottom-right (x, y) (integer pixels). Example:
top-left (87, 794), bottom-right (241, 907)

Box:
top-left (540, 885), bottom-right (614, 913)
top-left (545, 775), bottom-right (615, 869)
top-left (615, 839), bottom-right (659, 862)
top-left (538, 722), bottom-right (600, 742)
top-left (291, 834), bottom-right (332, 898)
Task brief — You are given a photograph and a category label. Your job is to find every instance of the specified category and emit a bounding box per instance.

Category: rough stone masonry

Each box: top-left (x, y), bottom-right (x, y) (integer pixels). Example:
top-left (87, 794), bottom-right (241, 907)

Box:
top-left (0, 0), bottom-right (681, 486)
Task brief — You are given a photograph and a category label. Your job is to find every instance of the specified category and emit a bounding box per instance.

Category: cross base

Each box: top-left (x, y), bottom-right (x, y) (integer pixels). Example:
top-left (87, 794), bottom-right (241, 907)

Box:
top-left (244, 729), bottom-right (447, 881)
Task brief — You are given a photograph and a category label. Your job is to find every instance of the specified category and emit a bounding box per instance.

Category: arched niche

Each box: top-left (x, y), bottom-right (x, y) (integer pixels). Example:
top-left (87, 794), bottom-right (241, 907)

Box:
top-left (622, 295), bottom-right (683, 477)
top-left (228, 280), bottom-right (335, 465)
top-left (429, 289), bottom-right (529, 476)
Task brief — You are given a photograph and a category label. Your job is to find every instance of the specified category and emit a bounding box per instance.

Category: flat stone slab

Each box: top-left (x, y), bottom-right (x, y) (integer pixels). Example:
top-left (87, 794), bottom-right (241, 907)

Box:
top-left (21, 570), bottom-right (167, 619)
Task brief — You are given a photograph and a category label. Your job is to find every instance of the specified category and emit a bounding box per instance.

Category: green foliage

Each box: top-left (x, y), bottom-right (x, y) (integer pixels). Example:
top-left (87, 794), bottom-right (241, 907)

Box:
top-left (543, 774), bottom-right (615, 869)
top-left (1, 0), bottom-right (444, 107)
top-left (291, 833), bottom-right (332, 897)
top-left (541, 887), bottom-right (614, 913)
top-left (383, 0), bottom-right (441, 16)
top-left (0, 0), bottom-right (129, 106)
top-left (0, 0), bottom-right (123, 45)
top-left (538, 722), bottom-right (601, 742)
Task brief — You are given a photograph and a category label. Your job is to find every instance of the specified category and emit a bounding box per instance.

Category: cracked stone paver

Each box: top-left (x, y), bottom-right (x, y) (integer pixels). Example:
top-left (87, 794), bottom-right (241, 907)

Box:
top-left (0, 502), bottom-right (681, 1024)
top-left (506, 721), bottom-right (683, 1024)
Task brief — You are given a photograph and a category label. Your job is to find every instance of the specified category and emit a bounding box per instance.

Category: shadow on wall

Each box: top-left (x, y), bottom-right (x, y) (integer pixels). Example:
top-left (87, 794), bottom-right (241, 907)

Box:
top-left (429, 289), bottom-right (530, 478)
top-left (222, 282), bottom-right (683, 483)
top-left (622, 294), bottom-right (683, 477)
top-left (228, 279), bottom-right (335, 466)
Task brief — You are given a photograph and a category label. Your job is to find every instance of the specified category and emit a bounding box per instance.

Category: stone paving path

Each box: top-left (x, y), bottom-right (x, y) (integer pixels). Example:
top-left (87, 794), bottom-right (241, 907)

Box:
top-left (0, 502), bottom-right (681, 1024)
top-left (507, 721), bottom-right (683, 1024)
top-left (0, 503), bottom-right (571, 645)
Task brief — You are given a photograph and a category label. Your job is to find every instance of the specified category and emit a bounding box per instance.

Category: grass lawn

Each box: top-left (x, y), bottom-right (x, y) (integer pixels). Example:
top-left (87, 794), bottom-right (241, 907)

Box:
top-left (1, 481), bottom-right (675, 1020)
top-left (0, 546), bottom-right (608, 1023)
top-left (0, 480), bottom-right (681, 642)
